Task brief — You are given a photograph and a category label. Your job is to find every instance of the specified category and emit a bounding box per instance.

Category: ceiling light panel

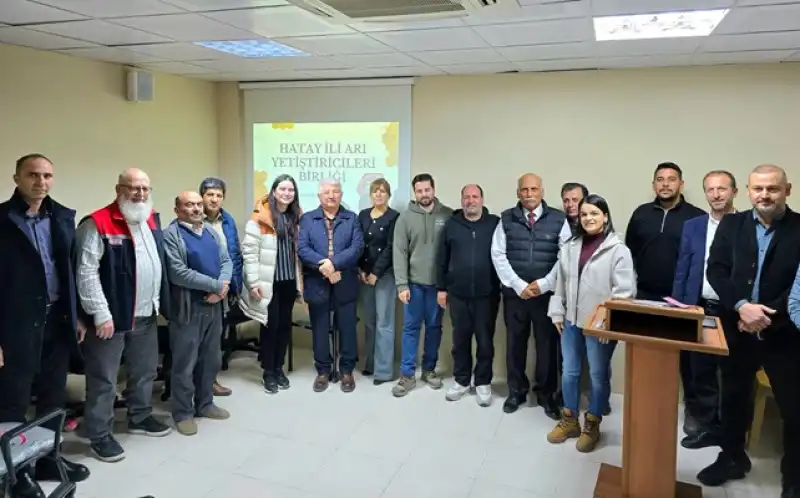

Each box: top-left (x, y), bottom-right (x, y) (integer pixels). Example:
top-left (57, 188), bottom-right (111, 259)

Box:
top-left (590, 0), bottom-right (734, 17)
top-left (193, 40), bottom-right (309, 58)
top-left (593, 9), bottom-right (729, 41)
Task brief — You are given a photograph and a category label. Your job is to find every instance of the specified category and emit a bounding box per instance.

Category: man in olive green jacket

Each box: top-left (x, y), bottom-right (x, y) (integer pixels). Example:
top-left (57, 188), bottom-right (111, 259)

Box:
top-left (392, 173), bottom-right (453, 397)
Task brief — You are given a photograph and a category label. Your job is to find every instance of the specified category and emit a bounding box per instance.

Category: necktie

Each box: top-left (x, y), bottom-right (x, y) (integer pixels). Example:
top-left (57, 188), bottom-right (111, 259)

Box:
top-left (527, 212), bottom-right (536, 227)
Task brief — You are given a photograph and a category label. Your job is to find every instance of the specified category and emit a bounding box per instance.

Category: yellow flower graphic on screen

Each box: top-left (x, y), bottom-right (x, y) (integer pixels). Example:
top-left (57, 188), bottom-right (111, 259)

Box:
top-left (254, 171), bottom-right (269, 201)
top-left (272, 123), bottom-right (294, 130)
top-left (382, 122), bottom-right (399, 167)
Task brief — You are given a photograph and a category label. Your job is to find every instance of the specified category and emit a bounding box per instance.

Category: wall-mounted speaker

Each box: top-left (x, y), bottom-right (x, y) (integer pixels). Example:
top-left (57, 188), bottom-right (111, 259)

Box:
top-left (126, 68), bottom-right (155, 102)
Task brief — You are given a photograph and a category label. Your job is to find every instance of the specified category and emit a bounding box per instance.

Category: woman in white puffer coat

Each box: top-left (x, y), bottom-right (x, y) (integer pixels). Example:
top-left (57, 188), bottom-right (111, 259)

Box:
top-left (239, 174), bottom-right (303, 394)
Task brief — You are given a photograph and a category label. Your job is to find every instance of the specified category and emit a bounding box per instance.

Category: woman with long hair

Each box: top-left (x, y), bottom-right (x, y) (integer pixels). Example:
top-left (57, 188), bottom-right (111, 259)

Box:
top-left (357, 178), bottom-right (399, 385)
top-left (546, 194), bottom-right (636, 452)
top-left (239, 174), bottom-right (303, 394)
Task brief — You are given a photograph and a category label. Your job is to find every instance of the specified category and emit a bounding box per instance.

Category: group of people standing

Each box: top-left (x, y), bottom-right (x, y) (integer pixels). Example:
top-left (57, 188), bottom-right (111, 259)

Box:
top-left (0, 156), bottom-right (243, 498)
top-left (1, 153), bottom-right (799, 498)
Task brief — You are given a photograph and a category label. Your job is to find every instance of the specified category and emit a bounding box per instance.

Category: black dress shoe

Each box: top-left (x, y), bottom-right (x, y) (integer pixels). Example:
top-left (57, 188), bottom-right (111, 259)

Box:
top-left (36, 455), bottom-right (91, 482)
top-left (538, 395), bottom-right (561, 421)
top-left (13, 469), bottom-right (46, 498)
top-left (683, 413), bottom-right (700, 436)
top-left (503, 394), bottom-right (527, 414)
top-left (783, 484), bottom-right (800, 498)
top-left (681, 431), bottom-right (720, 450)
top-left (697, 451), bottom-right (751, 486)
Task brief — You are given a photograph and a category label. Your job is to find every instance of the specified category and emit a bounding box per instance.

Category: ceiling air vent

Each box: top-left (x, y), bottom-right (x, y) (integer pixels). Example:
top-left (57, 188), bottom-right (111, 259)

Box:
top-left (289, 0), bottom-right (522, 23)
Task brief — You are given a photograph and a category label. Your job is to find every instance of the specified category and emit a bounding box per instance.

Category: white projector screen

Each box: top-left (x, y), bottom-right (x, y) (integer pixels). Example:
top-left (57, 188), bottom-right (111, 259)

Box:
top-left (242, 80), bottom-right (413, 216)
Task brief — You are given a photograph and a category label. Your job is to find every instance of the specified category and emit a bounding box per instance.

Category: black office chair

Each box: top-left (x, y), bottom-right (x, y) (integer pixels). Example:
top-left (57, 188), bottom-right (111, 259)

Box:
top-left (0, 410), bottom-right (76, 498)
top-left (221, 306), bottom-right (260, 371)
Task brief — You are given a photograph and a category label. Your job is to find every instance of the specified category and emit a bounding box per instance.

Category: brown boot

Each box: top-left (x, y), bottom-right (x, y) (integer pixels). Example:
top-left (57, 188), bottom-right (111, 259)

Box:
top-left (576, 413), bottom-right (602, 453)
top-left (313, 374), bottom-right (329, 392)
top-left (341, 373), bottom-right (356, 393)
top-left (213, 380), bottom-right (232, 397)
top-left (547, 408), bottom-right (581, 444)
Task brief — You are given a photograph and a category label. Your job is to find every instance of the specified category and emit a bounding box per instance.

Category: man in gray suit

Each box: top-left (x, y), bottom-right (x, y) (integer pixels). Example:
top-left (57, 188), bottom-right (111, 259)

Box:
top-left (163, 191), bottom-right (232, 436)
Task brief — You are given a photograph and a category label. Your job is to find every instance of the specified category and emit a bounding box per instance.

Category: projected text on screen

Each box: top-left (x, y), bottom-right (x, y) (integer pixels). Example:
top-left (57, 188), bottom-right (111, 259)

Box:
top-left (253, 122), bottom-right (400, 213)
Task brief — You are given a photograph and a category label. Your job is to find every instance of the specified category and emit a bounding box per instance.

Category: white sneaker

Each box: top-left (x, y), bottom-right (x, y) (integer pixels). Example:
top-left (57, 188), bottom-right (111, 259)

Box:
top-left (475, 385), bottom-right (492, 407)
top-left (445, 381), bottom-right (470, 401)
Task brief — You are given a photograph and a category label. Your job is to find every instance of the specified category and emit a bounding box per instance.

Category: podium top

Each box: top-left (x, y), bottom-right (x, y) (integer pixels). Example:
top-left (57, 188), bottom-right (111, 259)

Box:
top-left (585, 300), bottom-right (729, 356)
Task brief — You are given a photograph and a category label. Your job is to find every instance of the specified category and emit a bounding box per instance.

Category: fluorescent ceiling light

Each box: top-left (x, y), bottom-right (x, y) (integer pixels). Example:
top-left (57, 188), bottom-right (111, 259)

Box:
top-left (193, 40), bottom-right (308, 58)
top-left (593, 9), bottom-right (729, 41)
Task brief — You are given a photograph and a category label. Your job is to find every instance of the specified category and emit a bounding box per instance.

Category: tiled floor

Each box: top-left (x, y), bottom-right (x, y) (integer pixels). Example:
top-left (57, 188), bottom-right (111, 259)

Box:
top-left (48, 349), bottom-right (783, 498)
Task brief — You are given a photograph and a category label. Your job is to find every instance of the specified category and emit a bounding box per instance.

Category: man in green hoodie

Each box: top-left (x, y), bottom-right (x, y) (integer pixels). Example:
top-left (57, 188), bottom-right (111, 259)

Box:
top-left (392, 173), bottom-right (453, 397)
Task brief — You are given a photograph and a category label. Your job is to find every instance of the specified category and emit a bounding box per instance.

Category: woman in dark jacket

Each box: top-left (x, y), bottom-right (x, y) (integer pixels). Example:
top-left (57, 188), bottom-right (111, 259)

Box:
top-left (358, 178), bottom-right (399, 385)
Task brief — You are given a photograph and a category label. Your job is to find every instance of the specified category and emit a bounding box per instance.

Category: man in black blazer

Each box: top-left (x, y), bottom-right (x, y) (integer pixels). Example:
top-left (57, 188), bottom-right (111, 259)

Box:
top-left (0, 154), bottom-right (91, 497)
top-left (702, 164), bottom-right (800, 498)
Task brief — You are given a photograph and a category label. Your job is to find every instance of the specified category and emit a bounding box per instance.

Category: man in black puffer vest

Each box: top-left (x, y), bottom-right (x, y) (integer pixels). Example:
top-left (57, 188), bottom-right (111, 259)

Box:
top-left (491, 173), bottom-right (572, 418)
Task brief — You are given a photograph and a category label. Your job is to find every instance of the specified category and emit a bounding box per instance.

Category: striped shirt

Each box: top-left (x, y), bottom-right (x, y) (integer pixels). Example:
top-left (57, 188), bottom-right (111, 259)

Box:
top-left (275, 213), bottom-right (297, 282)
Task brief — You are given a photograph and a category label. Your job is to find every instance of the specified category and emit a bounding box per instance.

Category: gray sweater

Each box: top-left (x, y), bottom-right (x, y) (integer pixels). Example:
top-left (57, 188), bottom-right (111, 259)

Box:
top-left (548, 231), bottom-right (637, 328)
top-left (163, 220), bottom-right (233, 325)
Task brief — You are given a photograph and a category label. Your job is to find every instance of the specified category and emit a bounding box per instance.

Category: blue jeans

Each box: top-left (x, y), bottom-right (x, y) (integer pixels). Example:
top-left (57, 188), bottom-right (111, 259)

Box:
top-left (400, 284), bottom-right (443, 377)
top-left (561, 321), bottom-right (615, 417)
top-left (360, 273), bottom-right (396, 381)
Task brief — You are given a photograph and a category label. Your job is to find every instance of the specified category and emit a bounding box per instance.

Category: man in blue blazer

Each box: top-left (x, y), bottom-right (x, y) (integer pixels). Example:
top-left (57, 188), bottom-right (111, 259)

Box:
top-left (672, 170), bottom-right (738, 450)
top-left (298, 178), bottom-right (364, 394)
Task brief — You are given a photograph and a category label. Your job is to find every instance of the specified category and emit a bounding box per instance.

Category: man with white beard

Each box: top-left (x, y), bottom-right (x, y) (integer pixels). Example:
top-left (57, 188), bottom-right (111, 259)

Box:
top-left (77, 168), bottom-right (172, 463)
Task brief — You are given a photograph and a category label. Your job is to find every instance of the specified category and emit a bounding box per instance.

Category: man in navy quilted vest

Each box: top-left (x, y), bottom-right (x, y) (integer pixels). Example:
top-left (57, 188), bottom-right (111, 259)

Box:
top-left (491, 173), bottom-right (572, 418)
top-left (0, 154), bottom-right (90, 498)
top-left (76, 168), bottom-right (172, 463)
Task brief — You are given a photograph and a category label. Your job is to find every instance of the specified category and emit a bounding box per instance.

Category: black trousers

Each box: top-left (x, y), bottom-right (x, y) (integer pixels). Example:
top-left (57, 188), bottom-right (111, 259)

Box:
top-left (679, 299), bottom-right (722, 431)
top-left (719, 316), bottom-right (800, 487)
top-left (449, 294), bottom-right (499, 387)
top-left (503, 293), bottom-right (560, 397)
top-left (0, 311), bottom-right (71, 432)
top-left (308, 300), bottom-right (359, 375)
top-left (259, 279), bottom-right (297, 373)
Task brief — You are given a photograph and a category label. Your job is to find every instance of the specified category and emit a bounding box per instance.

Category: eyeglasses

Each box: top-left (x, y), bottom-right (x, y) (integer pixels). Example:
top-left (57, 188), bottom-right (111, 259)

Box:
top-left (119, 184), bottom-right (153, 194)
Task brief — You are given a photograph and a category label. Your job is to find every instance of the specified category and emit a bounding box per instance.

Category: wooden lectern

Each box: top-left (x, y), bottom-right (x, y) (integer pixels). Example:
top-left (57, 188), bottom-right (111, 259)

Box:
top-left (584, 299), bottom-right (729, 498)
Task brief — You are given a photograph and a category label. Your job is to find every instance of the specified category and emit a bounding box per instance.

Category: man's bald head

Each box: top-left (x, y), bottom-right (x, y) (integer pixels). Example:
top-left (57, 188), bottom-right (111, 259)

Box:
top-left (517, 173), bottom-right (544, 211)
top-left (517, 173), bottom-right (542, 190)
top-left (751, 164), bottom-right (788, 185)
top-left (460, 184), bottom-right (484, 219)
top-left (174, 191), bottom-right (205, 225)
top-left (118, 168), bottom-right (150, 185)
top-left (116, 167), bottom-right (152, 204)
top-left (176, 190), bottom-right (202, 205)
top-left (747, 164), bottom-right (791, 221)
